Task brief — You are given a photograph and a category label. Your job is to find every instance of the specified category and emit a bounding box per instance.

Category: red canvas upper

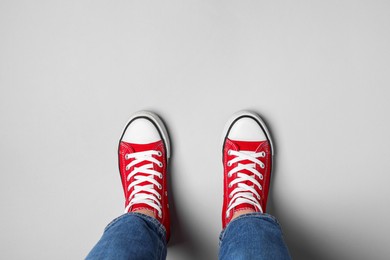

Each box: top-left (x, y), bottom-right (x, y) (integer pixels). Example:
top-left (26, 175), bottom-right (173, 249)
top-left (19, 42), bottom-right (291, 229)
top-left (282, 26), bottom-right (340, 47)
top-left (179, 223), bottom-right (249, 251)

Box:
top-left (118, 140), bottom-right (171, 240)
top-left (222, 138), bottom-right (272, 229)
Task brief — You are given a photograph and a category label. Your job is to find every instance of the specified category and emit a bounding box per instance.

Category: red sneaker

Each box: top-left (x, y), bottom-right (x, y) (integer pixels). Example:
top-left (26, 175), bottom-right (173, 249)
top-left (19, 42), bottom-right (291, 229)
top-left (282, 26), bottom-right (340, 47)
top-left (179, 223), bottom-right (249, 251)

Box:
top-left (221, 111), bottom-right (274, 228)
top-left (118, 111), bottom-right (171, 241)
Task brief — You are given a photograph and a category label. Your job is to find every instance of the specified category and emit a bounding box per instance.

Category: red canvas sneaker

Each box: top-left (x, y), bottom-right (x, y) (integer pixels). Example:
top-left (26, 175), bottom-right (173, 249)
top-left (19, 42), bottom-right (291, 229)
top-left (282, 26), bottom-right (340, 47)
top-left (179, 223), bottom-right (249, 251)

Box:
top-left (221, 111), bottom-right (274, 229)
top-left (118, 111), bottom-right (171, 241)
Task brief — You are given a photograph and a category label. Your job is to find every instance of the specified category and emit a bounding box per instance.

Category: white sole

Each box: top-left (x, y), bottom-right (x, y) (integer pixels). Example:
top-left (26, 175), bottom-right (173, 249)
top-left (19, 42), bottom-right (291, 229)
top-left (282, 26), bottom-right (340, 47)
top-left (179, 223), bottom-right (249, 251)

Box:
top-left (221, 110), bottom-right (274, 156)
top-left (120, 111), bottom-right (171, 159)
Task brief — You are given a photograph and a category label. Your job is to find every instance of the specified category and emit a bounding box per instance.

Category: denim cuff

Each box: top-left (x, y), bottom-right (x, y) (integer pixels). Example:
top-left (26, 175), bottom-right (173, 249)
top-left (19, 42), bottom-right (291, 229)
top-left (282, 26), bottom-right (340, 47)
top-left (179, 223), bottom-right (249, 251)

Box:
top-left (219, 212), bottom-right (281, 243)
top-left (104, 212), bottom-right (167, 241)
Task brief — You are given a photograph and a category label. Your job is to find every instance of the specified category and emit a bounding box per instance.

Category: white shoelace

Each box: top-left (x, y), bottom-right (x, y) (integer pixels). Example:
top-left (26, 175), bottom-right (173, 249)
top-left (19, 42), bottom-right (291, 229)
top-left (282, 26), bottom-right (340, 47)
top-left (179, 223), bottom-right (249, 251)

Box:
top-left (124, 150), bottom-right (163, 217)
top-left (226, 149), bottom-right (266, 218)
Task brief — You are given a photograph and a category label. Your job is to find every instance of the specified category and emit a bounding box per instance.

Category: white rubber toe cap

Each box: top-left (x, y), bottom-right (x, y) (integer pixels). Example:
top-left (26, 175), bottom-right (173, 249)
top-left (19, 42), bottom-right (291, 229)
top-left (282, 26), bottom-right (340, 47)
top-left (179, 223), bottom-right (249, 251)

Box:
top-left (121, 118), bottom-right (161, 144)
top-left (227, 117), bottom-right (267, 141)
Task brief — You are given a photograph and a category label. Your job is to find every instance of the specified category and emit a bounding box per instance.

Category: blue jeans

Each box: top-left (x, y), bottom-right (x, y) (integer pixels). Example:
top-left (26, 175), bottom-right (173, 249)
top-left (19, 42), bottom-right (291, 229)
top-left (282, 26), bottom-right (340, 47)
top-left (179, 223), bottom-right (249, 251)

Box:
top-left (86, 212), bottom-right (291, 260)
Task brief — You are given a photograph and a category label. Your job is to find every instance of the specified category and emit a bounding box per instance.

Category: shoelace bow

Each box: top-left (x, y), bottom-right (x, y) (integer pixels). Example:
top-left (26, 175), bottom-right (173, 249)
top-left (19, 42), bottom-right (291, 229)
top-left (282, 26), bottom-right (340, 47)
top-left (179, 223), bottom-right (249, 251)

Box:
top-left (226, 149), bottom-right (266, 218)
top-left (124, 150), bottom-right (164, 217)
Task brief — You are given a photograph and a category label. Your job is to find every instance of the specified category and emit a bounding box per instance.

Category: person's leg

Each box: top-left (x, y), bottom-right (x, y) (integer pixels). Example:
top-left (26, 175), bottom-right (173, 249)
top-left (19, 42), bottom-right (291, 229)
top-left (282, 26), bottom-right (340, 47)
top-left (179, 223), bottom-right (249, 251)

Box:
top-left (86, 213), bottom-right (166, 260)
top-left (86, 111), bottom-right (172, 259)
top-left (219, 111), bottom-right (290, 259)
top-left (219, 213), bottom-right (290, 260)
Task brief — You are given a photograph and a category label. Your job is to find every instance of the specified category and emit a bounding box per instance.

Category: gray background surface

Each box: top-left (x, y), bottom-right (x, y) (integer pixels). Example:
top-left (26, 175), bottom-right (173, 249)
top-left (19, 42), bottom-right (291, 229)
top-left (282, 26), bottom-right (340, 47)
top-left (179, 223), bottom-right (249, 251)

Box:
top-left (1, 1), bottom-right (390, 259)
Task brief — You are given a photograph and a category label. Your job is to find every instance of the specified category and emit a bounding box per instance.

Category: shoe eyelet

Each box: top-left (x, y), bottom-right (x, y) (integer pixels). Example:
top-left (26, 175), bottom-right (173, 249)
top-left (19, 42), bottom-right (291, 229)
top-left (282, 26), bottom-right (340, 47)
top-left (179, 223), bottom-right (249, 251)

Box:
top-left (229, 194), bottom-right (232, 198)
top-left (260, 175), bottom-right (263, 180)
top-left (228, 184), bottom-right (232, 188)
top-left (158, 184), bottom-right (162, 189)
top-left (159, 173), bottom-right (163, 179)
top-left (227, 162), bottom-right (232, 167)
top-left (260, 151), bottom-right (266, 157)
top-left (157, 151), bottom-right (162, 157)
top-left (228, 150), bottom-right (232, 155)
top-left (158, 194), bottom-right (161, 199)
top-left (125, 165), bottom-right (130, 170)
top-left (158, 162), bottom-right (163, 167)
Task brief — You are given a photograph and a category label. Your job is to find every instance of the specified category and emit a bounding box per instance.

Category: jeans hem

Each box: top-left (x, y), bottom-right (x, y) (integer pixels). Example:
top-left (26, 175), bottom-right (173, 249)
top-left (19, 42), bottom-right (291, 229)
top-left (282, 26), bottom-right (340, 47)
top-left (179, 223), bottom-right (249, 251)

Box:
top-left (219, 213), bottom-right (280, 243)
top-left (104, 212), bottom-right (167, 241)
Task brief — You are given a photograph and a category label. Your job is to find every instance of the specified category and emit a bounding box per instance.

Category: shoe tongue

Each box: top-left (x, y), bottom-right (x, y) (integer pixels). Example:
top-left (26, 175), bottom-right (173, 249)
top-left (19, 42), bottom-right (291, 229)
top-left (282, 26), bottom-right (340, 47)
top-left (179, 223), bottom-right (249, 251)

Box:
top-left (123, 140), bottom-right (160, 170)
top-left (229, 139), bottom-right (264, 177)
top-left (121, 141), bottom-right (162, 215)
top-left (229, 139), bottom-right (265, 151)
top-left (229, 139), bottom-right (266, 213)
top-left (124, 140), bottom-right (162, 153)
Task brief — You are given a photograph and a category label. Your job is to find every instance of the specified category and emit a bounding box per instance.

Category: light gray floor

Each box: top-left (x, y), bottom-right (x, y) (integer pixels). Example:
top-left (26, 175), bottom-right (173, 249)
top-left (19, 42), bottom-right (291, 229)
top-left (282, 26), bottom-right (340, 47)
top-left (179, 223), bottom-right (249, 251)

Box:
top-left (1, 1), bottom-right (390, 259)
